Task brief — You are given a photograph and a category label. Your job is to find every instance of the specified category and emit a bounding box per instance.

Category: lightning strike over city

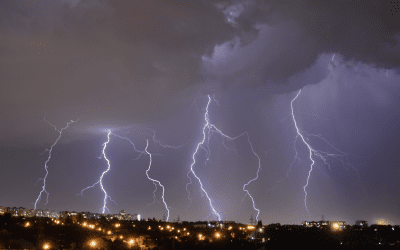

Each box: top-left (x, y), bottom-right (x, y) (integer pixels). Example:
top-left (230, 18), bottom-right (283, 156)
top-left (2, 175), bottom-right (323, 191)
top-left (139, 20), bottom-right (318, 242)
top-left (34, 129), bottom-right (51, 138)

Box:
top-left (186, 95), bottom-right (261, 221)
top-left (34, 118), bottom-right (77, 210)
top-left (78, 130), bottom-right (115, 214)
top-left (2, 0), bottom-right (400, 238)
top-left (144, 139), bottom-right (170, 222)
top-left (290, 89), bottom-right (366, 218)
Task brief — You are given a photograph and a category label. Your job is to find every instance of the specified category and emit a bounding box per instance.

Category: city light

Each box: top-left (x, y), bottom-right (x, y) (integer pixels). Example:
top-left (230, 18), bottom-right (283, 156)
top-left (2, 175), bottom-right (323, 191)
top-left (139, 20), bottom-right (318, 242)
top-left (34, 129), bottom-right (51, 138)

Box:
top-left (43, 244), bottom-right (49, 249)
top-left (332, 223), bottom-right (339, 230)
top-left (90, 241), bottom-right (96, 247)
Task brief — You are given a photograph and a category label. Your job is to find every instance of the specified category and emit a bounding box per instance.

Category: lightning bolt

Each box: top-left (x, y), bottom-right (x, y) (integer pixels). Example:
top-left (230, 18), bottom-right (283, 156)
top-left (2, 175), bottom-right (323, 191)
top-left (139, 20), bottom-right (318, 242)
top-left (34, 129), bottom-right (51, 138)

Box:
top-left (78, 130), bottom-right (116, 214)
top-left (34, 117), bottom-right (77, 210)
top-left (290, 89), bottom-right (364, 217)
top-left (142, 128), bottom-right (186, 210)
top-left (186, 95), bottom-right (261, 221)
top-left (110, 131), bottom-right (170, 211)
top-left (78, 129), bottom-right (174, 218)
top-left (144, 139), bottom-right (170, 221)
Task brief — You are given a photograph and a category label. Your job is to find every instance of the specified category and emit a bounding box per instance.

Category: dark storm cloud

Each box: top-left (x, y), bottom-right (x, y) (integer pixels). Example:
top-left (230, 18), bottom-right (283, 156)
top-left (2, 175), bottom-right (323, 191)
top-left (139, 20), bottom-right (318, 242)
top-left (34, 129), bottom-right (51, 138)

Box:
top-left (205, 0), bottom-right (400, 89)
top-left (0, 0), bottom-right (247, 146)
top-left (2, 0), bottom-right (399, 146)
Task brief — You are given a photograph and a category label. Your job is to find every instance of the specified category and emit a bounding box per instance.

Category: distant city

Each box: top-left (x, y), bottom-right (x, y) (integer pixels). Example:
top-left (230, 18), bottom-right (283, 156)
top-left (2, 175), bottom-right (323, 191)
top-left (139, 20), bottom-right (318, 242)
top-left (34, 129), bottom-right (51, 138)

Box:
top-left (0, 206), bottom-right (399, 249)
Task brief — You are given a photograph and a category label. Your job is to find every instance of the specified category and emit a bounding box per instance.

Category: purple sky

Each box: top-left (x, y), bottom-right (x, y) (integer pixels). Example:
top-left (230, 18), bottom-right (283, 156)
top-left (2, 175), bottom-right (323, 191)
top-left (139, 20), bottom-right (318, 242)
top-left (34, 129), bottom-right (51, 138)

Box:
top-left (0, 0), bottom-right (399, 225)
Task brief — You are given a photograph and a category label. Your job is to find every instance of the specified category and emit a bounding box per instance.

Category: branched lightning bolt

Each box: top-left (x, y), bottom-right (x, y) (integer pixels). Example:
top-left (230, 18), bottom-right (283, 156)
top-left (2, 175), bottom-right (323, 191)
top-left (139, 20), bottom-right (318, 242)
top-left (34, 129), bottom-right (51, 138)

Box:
top-left (78, 129), bottom-right (173, 218)
top-left (78, 130), bottom-right (116, 214)
top-left (186, 95), bottom-right (261, 221)
top-left (290, 89), bottom-right (364, 217)
top-left (34, 117), bottom-right (77, 210)
top-left (110, 131), bottom-right (164, 208)
top-left (241, 135), bottom-right (262, 221)
top-left (144, 139), bottom-right (170, 221)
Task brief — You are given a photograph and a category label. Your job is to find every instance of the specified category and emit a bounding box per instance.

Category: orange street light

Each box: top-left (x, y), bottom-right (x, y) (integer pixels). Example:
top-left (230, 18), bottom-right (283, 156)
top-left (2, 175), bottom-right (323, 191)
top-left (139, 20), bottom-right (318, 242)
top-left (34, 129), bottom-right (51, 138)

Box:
top-left (128, 239), bottom-right (134, 250)
top-left (43, 244), bottom-right (50, 249)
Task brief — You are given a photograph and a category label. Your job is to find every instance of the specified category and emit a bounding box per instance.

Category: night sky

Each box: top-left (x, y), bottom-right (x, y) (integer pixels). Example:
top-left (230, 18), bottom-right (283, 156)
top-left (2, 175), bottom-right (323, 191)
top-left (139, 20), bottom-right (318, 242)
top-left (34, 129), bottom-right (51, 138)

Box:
top-left (1, 0), bottom-right (400, 225)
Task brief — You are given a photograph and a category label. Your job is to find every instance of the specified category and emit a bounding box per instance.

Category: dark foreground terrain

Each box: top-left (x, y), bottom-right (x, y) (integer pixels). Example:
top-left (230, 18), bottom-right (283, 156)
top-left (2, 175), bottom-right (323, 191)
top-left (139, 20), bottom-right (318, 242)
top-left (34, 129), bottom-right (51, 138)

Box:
top-left (0, 213), bottom-right (399, 249)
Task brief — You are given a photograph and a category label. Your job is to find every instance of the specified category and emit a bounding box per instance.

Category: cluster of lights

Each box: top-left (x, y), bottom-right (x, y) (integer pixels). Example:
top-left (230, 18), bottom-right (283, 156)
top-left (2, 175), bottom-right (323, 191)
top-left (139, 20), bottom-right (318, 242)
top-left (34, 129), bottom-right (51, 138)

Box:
top-left (198, 234), bottom-right (205, 241)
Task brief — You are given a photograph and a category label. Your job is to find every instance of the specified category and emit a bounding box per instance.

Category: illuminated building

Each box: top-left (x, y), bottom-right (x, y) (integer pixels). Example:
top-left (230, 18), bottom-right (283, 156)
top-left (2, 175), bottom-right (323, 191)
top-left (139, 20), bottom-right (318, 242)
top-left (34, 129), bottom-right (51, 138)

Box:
top-left (302, 221), bottom-right (346, 230)
top-left (355, 220), bottom-right (368, 227)
top-left (374, 218), bottom-right (392, 225)
top-left (193, 222), bottom-right (208, 228)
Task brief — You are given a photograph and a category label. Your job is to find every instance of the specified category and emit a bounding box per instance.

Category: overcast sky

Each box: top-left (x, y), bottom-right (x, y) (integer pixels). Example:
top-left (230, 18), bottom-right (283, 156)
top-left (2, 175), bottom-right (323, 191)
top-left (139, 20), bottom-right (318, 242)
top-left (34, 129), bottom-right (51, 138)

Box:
top-left (0, 0), bottom-right (399, 225)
